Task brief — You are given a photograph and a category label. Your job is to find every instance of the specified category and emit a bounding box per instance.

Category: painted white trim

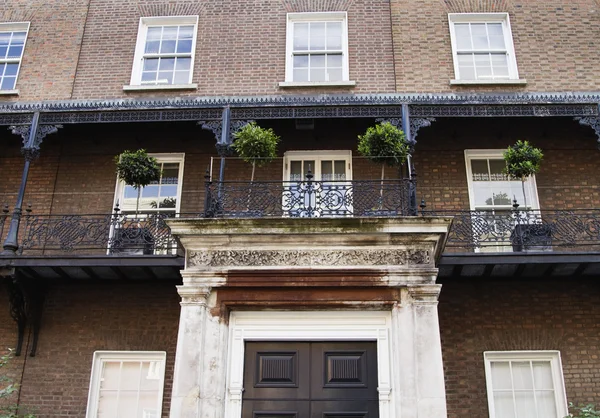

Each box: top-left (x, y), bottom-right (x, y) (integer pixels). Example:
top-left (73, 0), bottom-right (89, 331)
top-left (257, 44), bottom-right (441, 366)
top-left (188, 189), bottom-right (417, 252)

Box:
top-left (279, 80), bottom-right (356, 87)
top-left (284, 12), bottom-right (350, 83)
top-left (450, 79), bottom-right (526, 85)
top-left (483, 351), bottom-right (568, 418)
top-left (224, 311), bottom-right (394, 418)
top-left (85, 351), bottom-right (167, 418)
top-left (464, 149), bottom-right (540, 211)
top-left (129, 16), bottom-right (199, 87)
top-left (0, 22), bottom-right (30, 92)
top-left (448, 13), bottom-right (520, 81)
top-left (123, 83), bottom-right (197, 91)
top-left (283, 150), bottom-right (353, 181)
top-left (113, 152), bottom-right (186, 214)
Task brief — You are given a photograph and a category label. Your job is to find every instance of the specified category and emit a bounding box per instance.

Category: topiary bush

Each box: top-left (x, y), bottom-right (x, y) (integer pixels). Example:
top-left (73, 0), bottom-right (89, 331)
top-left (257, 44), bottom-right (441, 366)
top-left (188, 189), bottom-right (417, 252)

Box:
top-left (115, 149), bottom-right (161, 214)
top-left (503, 140), bottom-right (543, 209)
top-left (231, 122), bottom-right (280, 182)
top-left (357, 122), bottom-right (410, 181)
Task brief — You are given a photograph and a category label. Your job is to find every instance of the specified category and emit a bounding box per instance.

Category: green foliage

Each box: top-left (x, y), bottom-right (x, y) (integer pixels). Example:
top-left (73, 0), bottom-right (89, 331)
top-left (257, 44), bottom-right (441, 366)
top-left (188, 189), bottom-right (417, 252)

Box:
top-left (357, 122), bottom-right (410, 168)
top-left (115, 149), bottom-right (161, 189)
top-left (0, 349), bottom-right (36, 418)
top-left (503, 140), bottom-right (543, 181)
top-left (231, 122), bottom-right (280, 168)
top-left (566, 403), bottom-right (600, 418)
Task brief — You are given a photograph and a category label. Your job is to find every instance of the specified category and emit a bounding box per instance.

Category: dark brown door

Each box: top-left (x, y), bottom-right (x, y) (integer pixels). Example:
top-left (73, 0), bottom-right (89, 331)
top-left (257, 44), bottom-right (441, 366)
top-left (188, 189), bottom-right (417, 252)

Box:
top-left (242, 342), bottom-right (379, 418)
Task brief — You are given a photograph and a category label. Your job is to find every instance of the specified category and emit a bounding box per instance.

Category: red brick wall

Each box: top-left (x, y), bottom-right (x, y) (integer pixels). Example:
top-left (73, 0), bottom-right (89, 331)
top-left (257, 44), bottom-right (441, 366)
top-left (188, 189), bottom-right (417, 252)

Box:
top-left (439, 279), bottom-right (600, 418)
top-left (391, 0), bottom-right (600, 93)
top-left (0, 0), bottom-right (90, 102)
top-left (0, 282), bottom-right (180, 417)
top-left (70, 0), bottom-right (396, 99)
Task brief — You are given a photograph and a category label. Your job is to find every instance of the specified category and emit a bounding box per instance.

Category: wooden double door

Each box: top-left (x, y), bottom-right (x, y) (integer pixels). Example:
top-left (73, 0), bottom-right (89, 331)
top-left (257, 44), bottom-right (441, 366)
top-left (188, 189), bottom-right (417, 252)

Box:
top-left (242, 341), bottom-right (379, 418)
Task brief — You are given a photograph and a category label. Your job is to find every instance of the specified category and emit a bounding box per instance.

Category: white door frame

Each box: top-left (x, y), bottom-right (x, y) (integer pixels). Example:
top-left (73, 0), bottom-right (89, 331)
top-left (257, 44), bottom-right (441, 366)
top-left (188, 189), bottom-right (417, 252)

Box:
top-left (224, 310), bottom-right (394, 418)
top-left (283, 150), bottom-right (353, 181)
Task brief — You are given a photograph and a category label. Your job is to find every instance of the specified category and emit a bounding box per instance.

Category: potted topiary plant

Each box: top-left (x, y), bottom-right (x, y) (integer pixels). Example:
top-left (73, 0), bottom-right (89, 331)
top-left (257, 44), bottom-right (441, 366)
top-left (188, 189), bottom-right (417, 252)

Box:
top-left (230, 122), bottom-right (280, 214)
top-left (357, 121), bottom-right (410, 215)
top-left (114, 149), bottom-right (161, 254)
top-left (115, 149), bottom-right (161, 215)
top-left (503, 140), bottom-right (543, 210)
top-left (503, 140), bottom-right (549, 251)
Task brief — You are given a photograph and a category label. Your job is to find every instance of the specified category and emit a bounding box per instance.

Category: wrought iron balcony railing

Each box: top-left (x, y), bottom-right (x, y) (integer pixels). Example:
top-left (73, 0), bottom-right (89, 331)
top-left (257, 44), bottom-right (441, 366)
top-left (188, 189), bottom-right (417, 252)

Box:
top-left (14, 209), bottom-right (181, 256)
top-left (421, 208), bottom-right (600, 252)
top-left (204, 175), bottom-right (417, 218)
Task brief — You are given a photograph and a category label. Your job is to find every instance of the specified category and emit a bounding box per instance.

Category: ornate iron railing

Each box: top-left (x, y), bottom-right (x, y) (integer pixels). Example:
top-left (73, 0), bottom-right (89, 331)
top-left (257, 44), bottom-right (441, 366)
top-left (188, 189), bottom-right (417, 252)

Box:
top-left (17, 210), bottom-right (181, 255)
top-left (204, 175), bottom-right (416, 218)
top-left (421, 209), bottom-right (600, 252)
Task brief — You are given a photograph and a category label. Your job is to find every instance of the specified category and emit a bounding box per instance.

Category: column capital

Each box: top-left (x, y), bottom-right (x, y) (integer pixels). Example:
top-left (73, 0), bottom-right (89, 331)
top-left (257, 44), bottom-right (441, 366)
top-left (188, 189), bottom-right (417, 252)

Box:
top-left (8, 124), bottom-right (62, 161)
top-left (407, 284), bottom-right (442, 305)
top-left (176, 284), bottom-right (211, 306)
top-left (409, 117), bottom-right (436, 144)
top-left (574, 116), bottom-right (600, 148)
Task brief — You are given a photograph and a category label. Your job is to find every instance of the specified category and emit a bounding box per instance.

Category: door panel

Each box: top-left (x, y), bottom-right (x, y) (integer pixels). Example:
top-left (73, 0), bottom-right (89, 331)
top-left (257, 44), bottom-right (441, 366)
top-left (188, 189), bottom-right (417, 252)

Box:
top-left (243, 342), bottom-right (379, 418)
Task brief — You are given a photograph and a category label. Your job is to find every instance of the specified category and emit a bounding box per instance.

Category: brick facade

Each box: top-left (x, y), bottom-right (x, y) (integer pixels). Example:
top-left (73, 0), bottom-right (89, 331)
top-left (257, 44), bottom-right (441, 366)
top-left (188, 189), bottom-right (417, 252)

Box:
top-left (439, 279), bottom-right (600, 418)
top-left (0, 282), bottom-right (180, 418)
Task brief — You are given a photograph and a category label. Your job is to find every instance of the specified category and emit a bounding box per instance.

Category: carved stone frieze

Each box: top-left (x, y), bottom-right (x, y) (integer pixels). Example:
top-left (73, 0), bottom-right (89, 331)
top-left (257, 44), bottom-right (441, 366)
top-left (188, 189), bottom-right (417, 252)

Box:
top-left (187, 248), bottom-right (431, 269)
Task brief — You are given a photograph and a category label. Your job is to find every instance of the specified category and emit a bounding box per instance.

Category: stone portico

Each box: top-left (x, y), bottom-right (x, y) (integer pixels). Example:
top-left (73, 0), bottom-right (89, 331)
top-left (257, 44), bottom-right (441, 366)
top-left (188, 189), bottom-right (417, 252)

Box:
top-left (166, 217), bottom-right (453, 418)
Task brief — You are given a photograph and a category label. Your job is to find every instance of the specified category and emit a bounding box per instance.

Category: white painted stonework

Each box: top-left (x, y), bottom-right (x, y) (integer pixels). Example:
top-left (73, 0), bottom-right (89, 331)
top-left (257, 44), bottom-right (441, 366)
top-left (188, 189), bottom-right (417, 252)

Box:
top-left (166, 217), bottom-right (452, 418)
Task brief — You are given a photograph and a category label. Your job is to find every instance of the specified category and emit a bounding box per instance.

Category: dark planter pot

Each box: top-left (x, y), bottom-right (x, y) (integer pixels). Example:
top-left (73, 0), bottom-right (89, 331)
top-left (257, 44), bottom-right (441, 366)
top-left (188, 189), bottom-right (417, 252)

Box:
top-left (111, 227), bottom-right (155, 255)
top-left (511, 224), bottom-right (553, 252)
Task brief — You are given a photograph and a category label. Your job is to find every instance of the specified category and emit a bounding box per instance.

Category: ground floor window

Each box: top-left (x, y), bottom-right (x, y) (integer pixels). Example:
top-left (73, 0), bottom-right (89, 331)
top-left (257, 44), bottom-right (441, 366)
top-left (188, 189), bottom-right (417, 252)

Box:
top-left (86, 351), bottom-right (166, 418)
top-left (484, 351), bottom-right (568, 418)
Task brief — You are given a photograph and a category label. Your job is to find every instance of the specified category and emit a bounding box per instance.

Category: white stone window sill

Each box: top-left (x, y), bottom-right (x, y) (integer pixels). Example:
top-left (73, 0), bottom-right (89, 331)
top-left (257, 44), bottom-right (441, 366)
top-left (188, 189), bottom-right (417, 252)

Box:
top-left (278, 81), bottom-right (356, 88)
top-left (450, 79), bottom-right (527, 86)
top-left (0, 89), bottom-right (19, 95)
top-left (123, 83), bottom-right (198, 91)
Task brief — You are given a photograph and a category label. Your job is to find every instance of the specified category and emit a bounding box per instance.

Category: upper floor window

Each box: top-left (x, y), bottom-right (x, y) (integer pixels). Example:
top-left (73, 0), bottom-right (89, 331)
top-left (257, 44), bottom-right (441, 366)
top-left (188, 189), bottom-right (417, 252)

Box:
top-left (128, 16), bottom-right (198, 89)
top-left (0, 22), bottom-right (29, 92)
top-left (282, 12), bottom-right (353, 86)
top-left (484, 351), bottom-right (568, 418)
top-left (448, 13), bottom-right (524, 84)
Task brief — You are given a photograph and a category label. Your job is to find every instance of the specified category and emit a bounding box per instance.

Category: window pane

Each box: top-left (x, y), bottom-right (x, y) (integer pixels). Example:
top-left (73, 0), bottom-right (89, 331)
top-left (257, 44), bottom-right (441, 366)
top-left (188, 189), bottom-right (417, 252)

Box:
top-left (454, 24), bottom-right (472, 50)
top-left (145, 40), bottom-right (160, 54)
top-left (173, 71), bottom-right (189, 84)
top-left (175, 57), bottom-right (191, 70)
top-left (327, 68), bottom-right (342, 81)
top-left (326, 22), bottom-right (342, 49)
top-left (163, 26), bottom-right (178, 39)
top-left (293, 68), bottom-right (308, 82)
top-left (471, 159), bottom-right (489, 180)
top-left (0, 46), bottom-right (7, 59)
top-left (515, 391), bottom-right (536, 418)
top-left (491, 362), bottom-right (512, 390)
top-left (5, 63), bottom-right (18, 76)
top-left (147, 27), bottom-right (162, 40)
top-left (536, 390), bottom-right (558, 417)
top-left (512, 362), bottom-right (533, 390)
top-left (532, 361), bottom-right (554, 390)
top-left (176, 39), bottom-right (192, 53)
top-left (179, 25), bottom-right (194, 39)
top-left (311, 54), bottom-right (325, 68)
top-left (471, 23), bottom-right (488, 49)
top-left (0, 32), bottom-right (10, 46)
top-left (1, 77), bottom-right (15, 90)
top-left (100, 362), bottom-right (122, 390)
top-left (293, 55), bottom-right (308, 68)
top-left (321, 161), bottom-right (332, 176)
top-left (141, 72), bottom-right (157, 82)
top-left (7, 45), bottom-right (23, 58)
top-left (162, 165), bottom-right (179, 183)
top-left (334, 160), bottom-right (346, 179)
top-left (293, 23), bottom-right (309, 50)
top-left (143, 59), bottom-right (159, 71)
top-left (121, 361), bottom-right (142, 390)
top-left (290, 161), bottom-right (302, 180)
top-left (488, 23), bottom-right (505, 49)
top-left (159, 58), bottom-right (175, 71)
top-left (494, 391), bottom-right (516, 418)
top-left (310, 68), bottom-right (326, 82)
top-left (160, 40), bottom-right (176, 54)
top-left (327, 54), bottom-right (342, 68)
top-left (310, 22), bottom-right (326, 50)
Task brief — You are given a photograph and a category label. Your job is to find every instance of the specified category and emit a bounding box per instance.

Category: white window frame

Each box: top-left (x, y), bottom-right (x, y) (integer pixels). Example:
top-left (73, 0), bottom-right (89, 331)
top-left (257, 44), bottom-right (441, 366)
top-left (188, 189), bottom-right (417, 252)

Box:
top-left (448, 13), bottom-right (525, 85)
top-left (125, 16), bottom-right (198, 91)
top-left (224, 311), bottom-right (394, 418)
top-left (464, 149), bottom-right (540, 211)
top-left (113, 152), bottom-right (185, 214)
top-left (86, 351), bottom-right (167, 418)
top-left (484, 351), bottom-right (568, 418)
top-left (280, 12), bottom-right (355, 87)
top-left (0, 22), bottom-right (30, 94)
top-left (283, 150), bottom-right (352, 181)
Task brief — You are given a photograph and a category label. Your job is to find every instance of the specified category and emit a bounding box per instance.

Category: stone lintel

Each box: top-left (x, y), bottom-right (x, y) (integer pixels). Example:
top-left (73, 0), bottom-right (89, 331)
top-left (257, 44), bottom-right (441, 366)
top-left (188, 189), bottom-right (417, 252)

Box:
top-left (168, 217), bottom-right (452, 289)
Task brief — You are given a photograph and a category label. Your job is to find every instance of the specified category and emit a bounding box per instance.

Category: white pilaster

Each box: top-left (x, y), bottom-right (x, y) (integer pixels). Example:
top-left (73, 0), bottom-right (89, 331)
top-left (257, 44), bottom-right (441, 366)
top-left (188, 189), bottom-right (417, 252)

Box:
top-left (169, 285), bottom-right (211, 418)
top-left (392, 284), bottom-right (447, 418)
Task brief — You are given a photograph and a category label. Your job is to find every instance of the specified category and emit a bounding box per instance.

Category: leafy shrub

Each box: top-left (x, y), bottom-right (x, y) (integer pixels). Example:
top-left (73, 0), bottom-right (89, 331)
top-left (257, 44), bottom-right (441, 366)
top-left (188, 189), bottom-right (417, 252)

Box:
top-left (503, 140), bottom-right (543, 181)
top-left (566, 403), bottom-right (600, 418)
top-left (357, 122), bottom-right (410, 173)
top-left (231, 122), bottom-right (280, 182)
